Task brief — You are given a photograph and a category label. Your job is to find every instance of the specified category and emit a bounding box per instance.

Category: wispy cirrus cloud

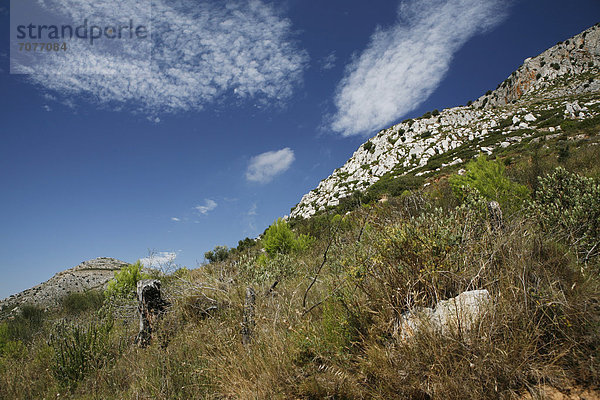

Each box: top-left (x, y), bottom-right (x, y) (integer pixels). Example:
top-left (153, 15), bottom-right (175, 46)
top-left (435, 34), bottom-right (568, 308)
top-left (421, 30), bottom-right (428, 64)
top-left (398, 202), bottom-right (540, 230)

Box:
top-left (140, 251), bottom-right (177, 268)
top-left (320, 51), bottom-right (337, 71)
top-left (330, 0), bottom-right (508, 136)
top-left (246, 147), bottom-right (295, 184)
top-left (195, 199), bottom-right (218, 215)
top-left (17, 0), bottom-right (308, 114)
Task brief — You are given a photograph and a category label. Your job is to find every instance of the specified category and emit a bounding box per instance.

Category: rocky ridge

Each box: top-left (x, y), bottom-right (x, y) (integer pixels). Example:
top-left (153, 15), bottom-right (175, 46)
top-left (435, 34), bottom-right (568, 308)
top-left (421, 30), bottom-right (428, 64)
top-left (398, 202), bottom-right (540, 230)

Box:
top-left (0, 257), bottom-right (128, 314)
top-left (291, 24), bottom-right (600, 219)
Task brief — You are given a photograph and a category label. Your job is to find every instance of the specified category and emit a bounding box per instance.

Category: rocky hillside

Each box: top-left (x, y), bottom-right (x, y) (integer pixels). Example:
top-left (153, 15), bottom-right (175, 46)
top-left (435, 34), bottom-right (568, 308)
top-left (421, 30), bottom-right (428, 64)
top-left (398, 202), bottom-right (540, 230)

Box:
top-left (0, 257), bottom-right (128, 314)
top-left (291, 24), bottom-right (600, 219)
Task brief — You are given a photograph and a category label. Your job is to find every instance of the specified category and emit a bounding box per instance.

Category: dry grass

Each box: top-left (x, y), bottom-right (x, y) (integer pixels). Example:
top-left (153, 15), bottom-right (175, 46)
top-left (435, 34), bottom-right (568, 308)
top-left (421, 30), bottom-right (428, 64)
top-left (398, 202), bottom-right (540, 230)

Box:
top-left (1, 175), bottom-right (599, 399)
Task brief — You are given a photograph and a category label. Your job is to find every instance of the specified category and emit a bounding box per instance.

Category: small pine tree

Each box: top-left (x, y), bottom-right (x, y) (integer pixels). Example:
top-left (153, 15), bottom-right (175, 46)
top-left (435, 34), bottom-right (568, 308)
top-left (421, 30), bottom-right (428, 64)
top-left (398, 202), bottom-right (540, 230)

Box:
top-left (262, 218), bottom-right (314, 258)
top-left (450, 155), bottom-right (529, 212)
top-left (263, 218), bottom-right (297, 257)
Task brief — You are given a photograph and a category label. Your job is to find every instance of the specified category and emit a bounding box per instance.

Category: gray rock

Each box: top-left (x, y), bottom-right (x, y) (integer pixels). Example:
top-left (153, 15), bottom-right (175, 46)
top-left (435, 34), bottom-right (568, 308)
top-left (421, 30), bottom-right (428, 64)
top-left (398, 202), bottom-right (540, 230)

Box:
top-left (397, 289), bottom-right (491, 340)
top-left (0, 257), bottom-right (128, 314)
top-left (289, 25), bottom-right (600, 220)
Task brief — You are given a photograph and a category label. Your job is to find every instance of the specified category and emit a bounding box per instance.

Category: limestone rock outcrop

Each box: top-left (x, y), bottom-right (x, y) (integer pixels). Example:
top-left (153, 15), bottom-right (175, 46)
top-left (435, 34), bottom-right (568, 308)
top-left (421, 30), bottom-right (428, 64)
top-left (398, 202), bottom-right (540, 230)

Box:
top-left (0, 257), bottom-right (128, 314)
top-left (396, 289), bottom-right (491, 340)
top-left (290, 25), bottom-right (600, 220)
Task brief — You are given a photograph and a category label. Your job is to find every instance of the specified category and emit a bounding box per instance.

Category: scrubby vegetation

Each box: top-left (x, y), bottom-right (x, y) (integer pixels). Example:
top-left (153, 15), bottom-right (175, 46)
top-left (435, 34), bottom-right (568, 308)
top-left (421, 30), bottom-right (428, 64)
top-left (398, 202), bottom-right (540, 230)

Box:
top-left (3, 88), bottom-right (600, 398)
top-left (1, 137), bottom-right (599, 399)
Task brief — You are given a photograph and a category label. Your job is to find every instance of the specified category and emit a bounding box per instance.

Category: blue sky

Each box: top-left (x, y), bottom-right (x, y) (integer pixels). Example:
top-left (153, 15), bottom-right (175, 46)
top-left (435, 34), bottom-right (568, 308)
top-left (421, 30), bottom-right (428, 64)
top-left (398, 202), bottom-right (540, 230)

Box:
top-left (1, 0), bottom-right (599, 299)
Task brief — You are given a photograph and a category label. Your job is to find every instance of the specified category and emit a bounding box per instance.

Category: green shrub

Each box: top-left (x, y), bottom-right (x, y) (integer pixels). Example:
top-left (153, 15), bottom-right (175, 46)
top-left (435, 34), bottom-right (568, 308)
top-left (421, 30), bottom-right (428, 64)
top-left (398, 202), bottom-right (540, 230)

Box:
top-left (236, 237), bottom-right (256, 253)
top-left (497, 117), bottom-right (513, 129)
top-left (366, 174), bottom-right (424, 200)
top-left (49, 319), bottom-right (114, 389)
top-left (529, 167), bottom-right (600, 261)
top-left (0, 323), bottom-right (28, 359)
top-left (0, 305), bottom-right (45, 349)
top-left (104, 261), bottom-right (149, 299)
top-left (263, 218), bottom-right (296, 256)
top-left (449, 155), bottom-right (530, 212)
top-left (204, 245), bottom-right (231, 263)
top-left (61, 290), bottom-right (104, 314)
top-left (262, 218), bottom-right (315, 258)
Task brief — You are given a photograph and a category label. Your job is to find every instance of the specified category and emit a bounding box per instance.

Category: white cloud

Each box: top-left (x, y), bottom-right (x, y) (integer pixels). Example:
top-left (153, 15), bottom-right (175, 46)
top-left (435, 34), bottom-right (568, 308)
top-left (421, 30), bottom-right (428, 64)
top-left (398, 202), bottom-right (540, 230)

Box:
top-left (195, 199), bottom-right (218, 215)
top-left (247, 203), bottom-right (258, 216)
top-left (321, 52), bottom-right (337, 71)
top-left (43, 105), bottom-right (52, 112)
top-left (140, 251), bottom-right (177, 268)
top-left (17, 0), bottom-right (308, 114)
top-left (330, 0), bottom-right (508, 136)
top-left (246, 147), bottom-right (295, 184)
top-left (171, 217), bottom-right (181, 222)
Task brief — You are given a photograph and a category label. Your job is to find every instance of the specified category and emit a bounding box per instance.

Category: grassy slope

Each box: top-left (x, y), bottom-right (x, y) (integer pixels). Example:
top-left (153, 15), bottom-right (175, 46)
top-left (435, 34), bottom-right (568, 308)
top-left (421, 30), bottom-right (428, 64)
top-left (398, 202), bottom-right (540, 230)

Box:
top-left (1, 95), bottom-right (600, 399)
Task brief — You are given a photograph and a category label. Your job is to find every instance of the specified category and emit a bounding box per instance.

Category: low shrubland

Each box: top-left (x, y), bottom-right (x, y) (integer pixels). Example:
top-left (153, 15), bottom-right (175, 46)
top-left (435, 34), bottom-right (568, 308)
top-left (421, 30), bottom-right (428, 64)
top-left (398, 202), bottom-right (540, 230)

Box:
top-left (1, 137), bottom-right (600, 399)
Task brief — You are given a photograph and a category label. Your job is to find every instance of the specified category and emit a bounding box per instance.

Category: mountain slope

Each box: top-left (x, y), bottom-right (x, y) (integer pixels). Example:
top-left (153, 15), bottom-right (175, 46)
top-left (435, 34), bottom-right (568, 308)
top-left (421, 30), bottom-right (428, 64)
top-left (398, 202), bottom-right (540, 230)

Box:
top-left (0, 257), bottom-right (128, 314)
top-left (291, 24), bottom-right (600, 219)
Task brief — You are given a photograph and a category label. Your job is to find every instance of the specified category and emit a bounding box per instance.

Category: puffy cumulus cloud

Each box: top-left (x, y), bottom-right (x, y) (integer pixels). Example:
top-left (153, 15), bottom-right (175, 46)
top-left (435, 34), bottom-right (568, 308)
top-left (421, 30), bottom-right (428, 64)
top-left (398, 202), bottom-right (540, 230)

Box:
top-left (246, 147), bottom-right (295, 184)
top-left (17, 0), bottom-right (308, 114)
top-left (330, 0), bottom-right (508, 136)
top-left (195, 199), bottom-right (218, 215)
top-left (140, 251), bottom-right (177, 268)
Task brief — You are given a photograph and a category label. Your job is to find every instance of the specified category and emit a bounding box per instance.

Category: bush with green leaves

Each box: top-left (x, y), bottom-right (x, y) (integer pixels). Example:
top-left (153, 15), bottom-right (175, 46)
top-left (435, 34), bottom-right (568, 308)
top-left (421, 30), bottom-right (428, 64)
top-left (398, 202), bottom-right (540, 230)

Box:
top-left (61, 290), bottom-right (104, 314)
top-left (262, 218), bottom-right (314, 258)
top-left (49, 318), bottom-right (114, 389)
top-left (449, 155), bottom-right (530, 213)
top-left (104, 261), bottom-right (150, 299)
top-left (529, 167), bottom-right (600, 261)
top-left (236, 237), bottom-right (256, 253)
top-left (204, 245), bottom-right (231, 263)
top-left (0, 305), bottom-right (45, 352)
top-left (366, 173), bottom-right (424, 200)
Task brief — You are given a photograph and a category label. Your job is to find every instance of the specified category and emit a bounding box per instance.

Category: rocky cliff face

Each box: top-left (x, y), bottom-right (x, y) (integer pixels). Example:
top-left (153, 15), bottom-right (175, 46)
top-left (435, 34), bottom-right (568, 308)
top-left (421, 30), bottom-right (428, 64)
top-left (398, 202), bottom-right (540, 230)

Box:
top-left (0, 257), bottom-right (128, 314)
top-left (473, 26), bottom-right (600, 109)
top-left (290, 24), bottom-right (600, 219)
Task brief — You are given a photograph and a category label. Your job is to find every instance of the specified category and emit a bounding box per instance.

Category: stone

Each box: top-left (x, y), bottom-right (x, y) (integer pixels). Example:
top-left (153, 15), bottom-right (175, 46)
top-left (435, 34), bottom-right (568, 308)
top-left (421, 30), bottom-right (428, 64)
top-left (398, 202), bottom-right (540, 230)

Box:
top-left (397, 289), bottom-right (491, 340)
